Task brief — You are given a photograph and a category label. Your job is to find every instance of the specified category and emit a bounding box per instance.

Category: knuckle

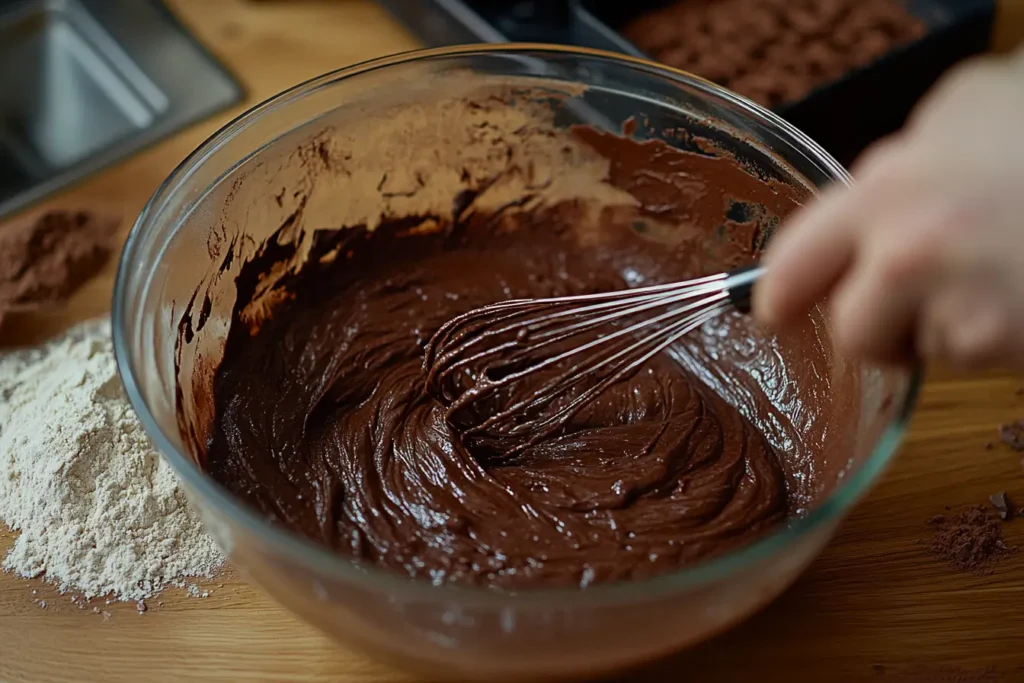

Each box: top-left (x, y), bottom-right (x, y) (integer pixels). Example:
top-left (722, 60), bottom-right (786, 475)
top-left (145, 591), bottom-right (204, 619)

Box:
top-left (852, 137), bottom-right (903, 177)
top-left (947, 299), bottom-right (1009, 368)
top-left (876, 245), bottom-right (926, 286)
top-left (830, 299), bottom-right (875, 359)
top-left (874, 220), bottom-right (949, 286)
top-left (834, 322), bottom-right (868, 359)
top-left (907, 56), bottom-right (999, 132)
top-left (950, 337), bottom-right (1000, 370)
top-left (852, 139), bottom-right (926, 195)
top-left (926, 55), bottom-right (993, 102)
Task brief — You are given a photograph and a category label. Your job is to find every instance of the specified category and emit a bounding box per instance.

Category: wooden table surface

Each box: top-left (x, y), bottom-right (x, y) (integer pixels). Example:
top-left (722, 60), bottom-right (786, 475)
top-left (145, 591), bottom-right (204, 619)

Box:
top-left (1, 2), bottom-right (1023, 681)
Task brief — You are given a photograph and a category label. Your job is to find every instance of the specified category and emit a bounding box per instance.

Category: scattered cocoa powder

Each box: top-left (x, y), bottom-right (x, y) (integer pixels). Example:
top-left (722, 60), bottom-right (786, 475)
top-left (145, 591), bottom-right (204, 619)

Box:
top-left (0, 210), bottom-right (120, 327)
top-left (624, 0), bottom-right (925, 108)
top-left (927, 505), bottom-right (1014, 573)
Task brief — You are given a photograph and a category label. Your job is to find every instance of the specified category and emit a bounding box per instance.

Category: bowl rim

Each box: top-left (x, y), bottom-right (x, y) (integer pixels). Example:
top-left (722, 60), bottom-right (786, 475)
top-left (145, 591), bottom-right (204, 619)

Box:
top-left (113, 43), bottom-right (922, 607)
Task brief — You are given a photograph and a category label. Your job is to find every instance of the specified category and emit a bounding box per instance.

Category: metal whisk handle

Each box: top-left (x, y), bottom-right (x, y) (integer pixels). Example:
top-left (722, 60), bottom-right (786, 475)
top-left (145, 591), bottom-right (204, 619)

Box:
top-left (725, 264), bottom-right (765, 314)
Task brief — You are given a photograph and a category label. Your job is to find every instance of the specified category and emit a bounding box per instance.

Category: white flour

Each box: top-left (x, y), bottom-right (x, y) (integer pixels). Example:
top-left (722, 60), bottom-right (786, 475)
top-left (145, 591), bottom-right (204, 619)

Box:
top-left (0, 319), bottom-right (223, 601)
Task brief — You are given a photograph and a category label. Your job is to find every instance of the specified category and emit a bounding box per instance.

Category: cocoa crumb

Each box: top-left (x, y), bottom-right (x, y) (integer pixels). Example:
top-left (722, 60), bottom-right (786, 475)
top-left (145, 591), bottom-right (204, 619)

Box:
top-left (989, 491), bottom-right (1012, 520)
top-left (927, 505), bottom-right (1015, 573)
top-left (997, 421), bottom-right (1024, 451)
top-left (0, 210), bottom-right (119, 327)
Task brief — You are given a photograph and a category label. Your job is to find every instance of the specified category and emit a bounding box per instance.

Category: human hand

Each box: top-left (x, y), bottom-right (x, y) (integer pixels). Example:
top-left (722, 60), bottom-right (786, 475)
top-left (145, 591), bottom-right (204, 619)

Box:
top-left (754, 49), bottom-right (1024, 369)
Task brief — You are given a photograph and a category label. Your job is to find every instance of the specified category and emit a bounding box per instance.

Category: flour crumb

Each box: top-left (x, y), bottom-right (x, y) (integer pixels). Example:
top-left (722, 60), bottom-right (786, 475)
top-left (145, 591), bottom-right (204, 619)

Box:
top-left (0, 319), bottom-right (224, 601)
top-left (186, 583), bottom-right (210, 599)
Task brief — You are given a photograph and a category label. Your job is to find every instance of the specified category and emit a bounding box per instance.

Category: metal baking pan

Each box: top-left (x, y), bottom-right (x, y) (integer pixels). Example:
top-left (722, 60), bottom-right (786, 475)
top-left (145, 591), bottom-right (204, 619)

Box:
top-left (570, 0), bottom-right (996, 165)
top-left (0, 0), bottom-right (243, 219)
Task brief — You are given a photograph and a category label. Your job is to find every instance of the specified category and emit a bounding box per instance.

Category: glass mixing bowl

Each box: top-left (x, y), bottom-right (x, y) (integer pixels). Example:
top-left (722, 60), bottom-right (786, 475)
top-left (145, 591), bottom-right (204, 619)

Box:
top-left (113, 45), bottom-right (920, 681)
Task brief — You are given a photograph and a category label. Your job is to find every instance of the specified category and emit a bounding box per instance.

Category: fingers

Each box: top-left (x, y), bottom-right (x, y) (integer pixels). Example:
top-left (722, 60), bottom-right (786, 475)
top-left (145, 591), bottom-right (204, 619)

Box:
top-left (755, 134), bottom-right (921, 330)
top-left (828, 215), bottom-right (938, 365)
top-left (753, 185), bottom-right (856, 327)
top-left (756, 127), bottom-right (951, 366)
top-left (755, 51), bottom-right (1024, 371)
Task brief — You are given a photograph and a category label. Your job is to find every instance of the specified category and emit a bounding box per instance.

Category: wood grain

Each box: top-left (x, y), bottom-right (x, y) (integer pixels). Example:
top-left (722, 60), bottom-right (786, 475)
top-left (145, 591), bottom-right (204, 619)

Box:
top-left (1, 2), bottom-right (1023, 681)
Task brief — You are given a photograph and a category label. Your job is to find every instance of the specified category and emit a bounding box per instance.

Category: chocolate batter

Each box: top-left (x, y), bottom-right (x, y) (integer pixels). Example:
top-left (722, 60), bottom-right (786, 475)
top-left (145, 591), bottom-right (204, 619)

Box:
top-left (182, 96), bottom-right (844, 589)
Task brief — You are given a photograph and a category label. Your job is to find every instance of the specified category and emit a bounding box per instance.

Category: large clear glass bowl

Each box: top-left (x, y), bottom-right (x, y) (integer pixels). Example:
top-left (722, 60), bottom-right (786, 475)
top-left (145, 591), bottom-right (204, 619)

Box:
top-left (113, 45), bottom-right (920, 681)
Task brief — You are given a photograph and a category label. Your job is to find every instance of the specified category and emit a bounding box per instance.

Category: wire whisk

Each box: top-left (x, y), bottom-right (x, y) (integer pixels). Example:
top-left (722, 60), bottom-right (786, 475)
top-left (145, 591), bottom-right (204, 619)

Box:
top-left (422, 265), bottom-right (763, 457)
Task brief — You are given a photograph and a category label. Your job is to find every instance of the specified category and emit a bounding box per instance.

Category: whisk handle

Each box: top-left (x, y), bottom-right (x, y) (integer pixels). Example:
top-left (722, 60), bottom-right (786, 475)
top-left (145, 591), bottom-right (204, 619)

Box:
top-left (725, 264), bottom-right (764, 314)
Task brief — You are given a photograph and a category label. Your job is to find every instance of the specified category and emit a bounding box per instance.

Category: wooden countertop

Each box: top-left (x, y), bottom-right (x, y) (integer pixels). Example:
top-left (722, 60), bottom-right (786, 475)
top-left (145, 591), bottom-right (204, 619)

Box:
top-left (1, 2), bottom-right (1023, 681)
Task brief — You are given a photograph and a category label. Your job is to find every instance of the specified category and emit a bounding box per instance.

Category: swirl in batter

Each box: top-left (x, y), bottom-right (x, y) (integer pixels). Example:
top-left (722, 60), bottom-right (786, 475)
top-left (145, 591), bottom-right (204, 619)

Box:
top-left (205, 243), bottom-right (792, 585)
top-left (196, 123), bottom-right (811, 589)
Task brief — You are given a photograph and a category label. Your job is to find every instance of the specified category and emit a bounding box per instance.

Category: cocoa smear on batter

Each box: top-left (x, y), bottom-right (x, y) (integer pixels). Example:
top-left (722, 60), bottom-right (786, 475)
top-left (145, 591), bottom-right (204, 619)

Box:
top-left (178, 91), bottom-right (859, 589)
top-left (0, 210), bottom-right (120, 328)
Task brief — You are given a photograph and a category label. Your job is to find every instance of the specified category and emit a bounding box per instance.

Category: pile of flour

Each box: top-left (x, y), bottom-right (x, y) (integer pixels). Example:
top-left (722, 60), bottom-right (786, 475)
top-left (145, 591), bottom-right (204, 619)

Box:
top-left (0, 319), bottom-right (223, 601)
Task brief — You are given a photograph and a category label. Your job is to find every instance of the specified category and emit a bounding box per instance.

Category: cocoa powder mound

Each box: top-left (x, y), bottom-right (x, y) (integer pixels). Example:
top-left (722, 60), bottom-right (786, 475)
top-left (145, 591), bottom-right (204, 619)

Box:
top-left (624, 0), bottom-right (926, 108)
top-left (0, 210), bottom-right (120, 326)
top-left (927, 506), bottom-right (1014, 573)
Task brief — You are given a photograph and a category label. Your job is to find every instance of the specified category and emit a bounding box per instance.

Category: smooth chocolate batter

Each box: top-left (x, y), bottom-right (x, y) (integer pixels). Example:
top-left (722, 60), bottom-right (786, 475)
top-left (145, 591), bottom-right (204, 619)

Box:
top-left (189, 108), bottom-right (827, 589)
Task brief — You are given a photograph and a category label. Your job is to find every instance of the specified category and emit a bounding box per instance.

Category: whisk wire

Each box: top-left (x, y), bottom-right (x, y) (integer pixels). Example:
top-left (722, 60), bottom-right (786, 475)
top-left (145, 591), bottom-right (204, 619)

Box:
top-left (424, 276), bottom-right (731, 392)
top-left (460, 299), bottom-right (731, 444)
top-left (423, 266), bottom-right (761, 452)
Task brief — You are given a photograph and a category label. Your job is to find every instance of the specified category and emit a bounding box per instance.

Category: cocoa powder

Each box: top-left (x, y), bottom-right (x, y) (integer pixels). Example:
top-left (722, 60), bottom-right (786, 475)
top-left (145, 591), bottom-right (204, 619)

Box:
top-left (927, 505), bottom-right (1014, 573)
top-left (624, 0), bottom-right (925, 108)
top-left (0, 210), bottom-right (120, 327)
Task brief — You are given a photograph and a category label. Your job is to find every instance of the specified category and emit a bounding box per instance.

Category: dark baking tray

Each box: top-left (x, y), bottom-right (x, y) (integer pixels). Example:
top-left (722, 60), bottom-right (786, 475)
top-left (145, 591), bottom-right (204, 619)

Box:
top-left (571, 0), bottom-right (995, 165)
